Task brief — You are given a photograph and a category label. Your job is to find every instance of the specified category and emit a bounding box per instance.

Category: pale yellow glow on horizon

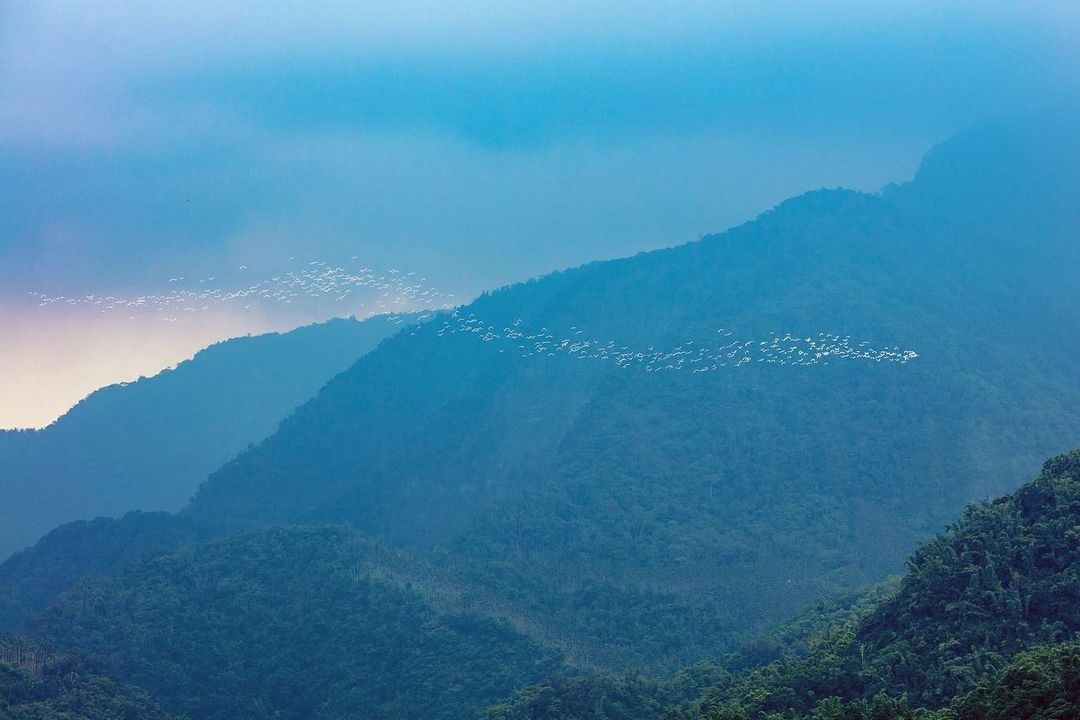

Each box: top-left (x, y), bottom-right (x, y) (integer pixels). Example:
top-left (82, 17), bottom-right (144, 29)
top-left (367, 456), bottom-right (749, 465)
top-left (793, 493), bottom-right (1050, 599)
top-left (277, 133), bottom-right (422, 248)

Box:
top-left (0, 305), bottom-right (295, 429)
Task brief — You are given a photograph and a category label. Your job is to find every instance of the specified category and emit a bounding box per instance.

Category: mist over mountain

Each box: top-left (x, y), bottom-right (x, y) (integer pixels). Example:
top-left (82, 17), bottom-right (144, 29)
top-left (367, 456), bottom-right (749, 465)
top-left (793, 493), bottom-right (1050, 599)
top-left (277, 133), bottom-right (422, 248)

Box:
top-left (179, 117), bottom-right (1080, 660)
top-left (3, 0), bottom-right (1078, 716)
top-left (0, 315), bottom-right (407, 557)
top-left (883, 114), bottom-right (1080, 318)
top-left (1, 117), bottom-right (1077, 720)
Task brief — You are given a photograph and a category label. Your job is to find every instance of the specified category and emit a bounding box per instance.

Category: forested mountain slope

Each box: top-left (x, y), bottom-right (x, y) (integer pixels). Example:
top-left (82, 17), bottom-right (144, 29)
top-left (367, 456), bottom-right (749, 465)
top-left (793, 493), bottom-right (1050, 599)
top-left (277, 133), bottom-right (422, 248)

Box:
top-left (29, 526), bottom-right (565, 720)
top-left (180, 118), bottom-right (1080, 665)
top-left (0, 315), bottom-right (407, 557)
top-left (1, 117), bottom-right (1077, 720)
top-left (0, 512), bottom-right (215, 631)
top-left (491, 449), bottom-right (1080, 720)
top-left (669, 448), bottom-right (1080, 719)
top-left (23, 449), bottom-right (1078, 720)
top-left (0, 637), bottom-right (177, 720)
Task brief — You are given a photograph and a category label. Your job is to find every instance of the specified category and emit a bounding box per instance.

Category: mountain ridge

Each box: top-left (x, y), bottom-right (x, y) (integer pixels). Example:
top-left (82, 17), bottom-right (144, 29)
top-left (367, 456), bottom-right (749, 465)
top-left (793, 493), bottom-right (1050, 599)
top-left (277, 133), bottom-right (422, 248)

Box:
top-left (174, 119), bottom-right (1078, 665)
top-left (1, 117), bottom-right (1078, 718)
top-left (0, 314), bottom-right (410, 557)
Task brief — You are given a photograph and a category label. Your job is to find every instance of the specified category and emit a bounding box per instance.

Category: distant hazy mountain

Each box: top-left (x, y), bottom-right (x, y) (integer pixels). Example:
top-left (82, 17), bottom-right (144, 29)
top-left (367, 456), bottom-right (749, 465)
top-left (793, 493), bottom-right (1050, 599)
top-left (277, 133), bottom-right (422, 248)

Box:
top-left (180, 116), bottom-right (1079, 666)
top-left (2, 117), bottom-right (1077, 719)
top-left (0, 315), bottom-right (408, 557)
top-left (882, 114), bottom-right (1080, 328)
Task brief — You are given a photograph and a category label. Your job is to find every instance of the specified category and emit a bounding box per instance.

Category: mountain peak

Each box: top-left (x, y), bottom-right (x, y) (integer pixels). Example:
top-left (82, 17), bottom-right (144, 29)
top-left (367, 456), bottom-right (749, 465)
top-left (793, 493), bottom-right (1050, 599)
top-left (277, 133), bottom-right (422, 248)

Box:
top-left (883, 112), bottom-right (1080, 234)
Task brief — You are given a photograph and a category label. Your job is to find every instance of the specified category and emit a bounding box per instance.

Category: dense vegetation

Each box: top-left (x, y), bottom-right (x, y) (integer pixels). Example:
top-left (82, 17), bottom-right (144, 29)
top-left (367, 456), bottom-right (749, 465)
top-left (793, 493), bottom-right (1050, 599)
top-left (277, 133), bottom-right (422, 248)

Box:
top-left (951, 641), bottom-right (1079, 720)
top-left (0, 512), bottom-right (217, 632)
top-left (488, 665), bottom-right (723, 720)
top-left (490, 450), bottom-right (1079, 720)
top-left (0, 638), bottom-right (176, 720)
top-left (29, 527), bottom-right (564, 720)
top-left (663, 642), bottom-right (1080, 720)
top-left (0, 315), bottom-right (405, 557)
top-left (2, 120), bottom-right (1077, 719)
top-left (670, 449), bottom-right (1080, 719)
top-left (181, 120), bottom-right (1079, 666)
top-left (20, 451), bottom-right (1079, 720)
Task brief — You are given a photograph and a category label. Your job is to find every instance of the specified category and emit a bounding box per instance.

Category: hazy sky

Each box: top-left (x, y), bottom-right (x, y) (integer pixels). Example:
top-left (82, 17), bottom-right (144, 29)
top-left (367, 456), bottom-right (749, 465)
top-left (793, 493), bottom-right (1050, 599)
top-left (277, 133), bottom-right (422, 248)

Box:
top-left (2, 1), bottom-right (1078, 428)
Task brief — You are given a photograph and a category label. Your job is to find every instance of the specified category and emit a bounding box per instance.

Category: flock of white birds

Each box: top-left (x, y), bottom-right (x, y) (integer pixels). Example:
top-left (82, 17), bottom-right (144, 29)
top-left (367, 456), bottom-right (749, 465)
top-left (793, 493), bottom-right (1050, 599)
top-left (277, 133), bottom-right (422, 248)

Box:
top-left (28, 260), bottom-right (455, 321)
top-left (427, 310), bottom-right (918, 370)
top-left (30, 258), bottom-right (918, 371)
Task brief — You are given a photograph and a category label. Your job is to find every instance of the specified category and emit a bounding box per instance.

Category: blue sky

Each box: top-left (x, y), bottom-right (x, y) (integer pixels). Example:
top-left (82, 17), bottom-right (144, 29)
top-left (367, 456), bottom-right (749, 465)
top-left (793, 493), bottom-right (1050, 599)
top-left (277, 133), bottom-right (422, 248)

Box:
top-left (1, 1), bottom-right (1077, 426)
